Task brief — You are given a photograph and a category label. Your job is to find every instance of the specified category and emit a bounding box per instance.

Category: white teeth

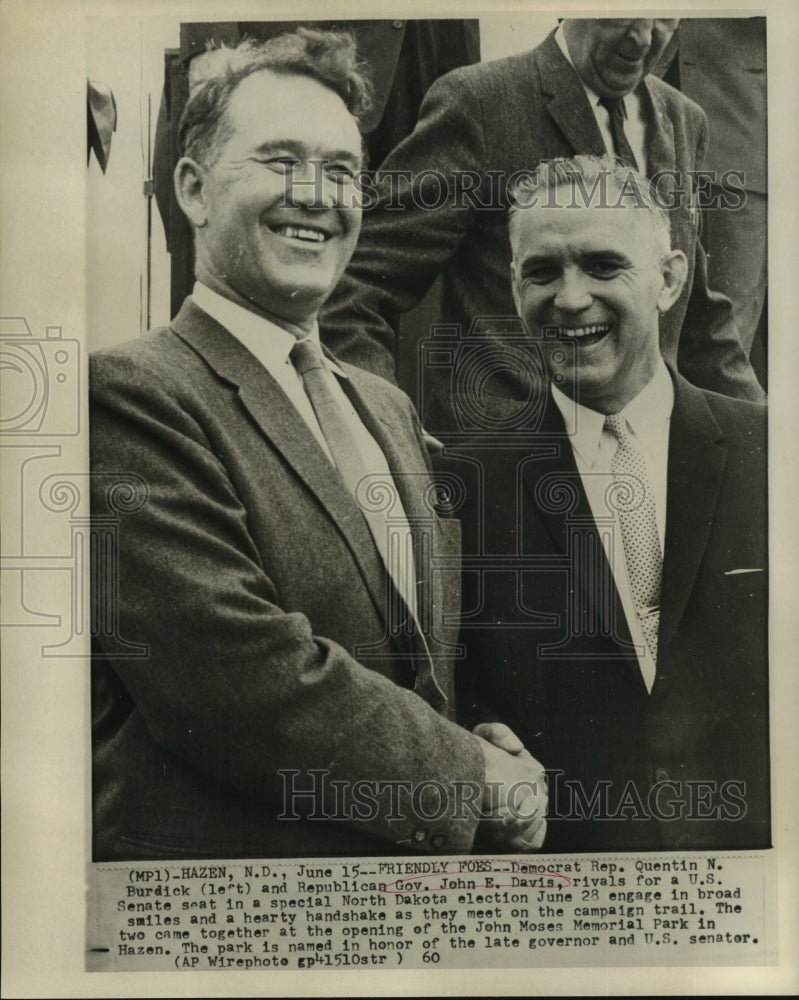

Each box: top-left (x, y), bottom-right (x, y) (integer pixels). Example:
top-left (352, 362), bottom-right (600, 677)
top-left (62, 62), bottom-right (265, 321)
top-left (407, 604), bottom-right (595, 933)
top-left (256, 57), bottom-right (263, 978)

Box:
top-left (559, 324), bottom-right (611, 338)
top-left (274, 225), bottom-right (327, 242)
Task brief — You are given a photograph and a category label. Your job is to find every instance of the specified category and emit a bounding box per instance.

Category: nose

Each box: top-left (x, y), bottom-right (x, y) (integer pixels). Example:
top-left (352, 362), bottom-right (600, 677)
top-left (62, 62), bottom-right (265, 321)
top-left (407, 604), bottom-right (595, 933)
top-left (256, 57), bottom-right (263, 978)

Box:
top-left (626, 19), bottom-right (654, 50)
top-left (285, 160), bottom-right (337, 210)
top-left (553, 268), bottom-right (593, 313)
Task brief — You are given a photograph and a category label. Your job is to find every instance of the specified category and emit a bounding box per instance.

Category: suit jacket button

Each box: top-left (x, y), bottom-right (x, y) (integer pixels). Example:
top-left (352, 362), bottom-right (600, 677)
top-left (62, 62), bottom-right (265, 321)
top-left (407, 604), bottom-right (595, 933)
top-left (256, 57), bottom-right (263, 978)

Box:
top-left (412, 828), bottom-right (427, 843)
top-left (430, 833), bottom-right (447, 850)
top-left (393, 20), bottom-right (404, 29)
top-left (655, 768), bottom-right (670, 782)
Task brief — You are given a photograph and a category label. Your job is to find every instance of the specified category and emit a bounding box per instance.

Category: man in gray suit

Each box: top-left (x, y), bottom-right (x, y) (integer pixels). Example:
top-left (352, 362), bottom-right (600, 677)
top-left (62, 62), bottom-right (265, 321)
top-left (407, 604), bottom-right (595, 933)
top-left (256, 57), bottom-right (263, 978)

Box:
top-left (321, 17), bottom-right (763, 434)
top-left (90, 30), bottom-right (546, 860)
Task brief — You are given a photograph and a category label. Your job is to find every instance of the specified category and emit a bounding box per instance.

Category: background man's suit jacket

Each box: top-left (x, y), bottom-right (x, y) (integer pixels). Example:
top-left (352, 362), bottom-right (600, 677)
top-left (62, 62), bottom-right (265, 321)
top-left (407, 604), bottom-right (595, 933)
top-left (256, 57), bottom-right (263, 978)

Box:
top-left (448, 373), bottom-right (768, 852)
top-left (90, 298), bottom-right (483, 861)
top-left (322, 30), bottom-right (763, 433)
top-left (672, 18), bottom-right (768, 366)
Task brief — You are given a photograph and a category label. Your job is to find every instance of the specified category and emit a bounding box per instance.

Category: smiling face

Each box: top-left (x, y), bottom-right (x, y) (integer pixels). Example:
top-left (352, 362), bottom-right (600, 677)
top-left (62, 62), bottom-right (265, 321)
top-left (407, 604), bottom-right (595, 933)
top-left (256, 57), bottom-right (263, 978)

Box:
top-left (563, 18), bottom-right (679, 98)
top-left (178, 70), bottom-right (363, 331)
top-left (511, 191), bottom-right (686, 413)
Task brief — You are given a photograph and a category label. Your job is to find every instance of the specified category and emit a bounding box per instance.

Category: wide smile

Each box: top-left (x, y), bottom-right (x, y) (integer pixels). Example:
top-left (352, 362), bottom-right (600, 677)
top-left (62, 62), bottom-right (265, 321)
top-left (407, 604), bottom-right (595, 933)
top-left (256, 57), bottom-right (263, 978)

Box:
top-left (269, 223), bottom-right (333, 244)
top-left (552, 323), bottom-right (613, 348)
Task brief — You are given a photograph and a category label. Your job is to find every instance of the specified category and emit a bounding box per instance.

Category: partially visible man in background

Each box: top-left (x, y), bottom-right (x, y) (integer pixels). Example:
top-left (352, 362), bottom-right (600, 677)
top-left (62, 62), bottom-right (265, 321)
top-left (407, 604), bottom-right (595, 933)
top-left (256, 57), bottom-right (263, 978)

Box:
top-left (663, 17), bottom-right (767, 387)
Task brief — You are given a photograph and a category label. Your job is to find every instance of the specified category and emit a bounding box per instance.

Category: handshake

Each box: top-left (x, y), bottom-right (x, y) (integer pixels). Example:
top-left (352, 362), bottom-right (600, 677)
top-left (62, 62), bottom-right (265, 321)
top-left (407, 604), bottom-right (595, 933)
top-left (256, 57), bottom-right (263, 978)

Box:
top-left (475, 723), bottom-right (548, 851)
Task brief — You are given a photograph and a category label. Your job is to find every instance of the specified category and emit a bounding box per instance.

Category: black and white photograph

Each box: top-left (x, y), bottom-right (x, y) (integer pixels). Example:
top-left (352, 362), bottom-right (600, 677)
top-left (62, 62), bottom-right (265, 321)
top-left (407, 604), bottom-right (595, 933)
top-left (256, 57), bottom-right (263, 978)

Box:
top-left (88, 12), bottom-right (769, 861)
top-left (2, 1), bottom-right (798, 997)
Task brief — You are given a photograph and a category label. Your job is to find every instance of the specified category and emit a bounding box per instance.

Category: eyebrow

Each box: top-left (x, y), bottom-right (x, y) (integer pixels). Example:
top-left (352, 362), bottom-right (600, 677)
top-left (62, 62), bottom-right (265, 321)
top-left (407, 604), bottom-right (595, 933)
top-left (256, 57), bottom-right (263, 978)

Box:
top-left (518, 248), bottom-right (633, 272)
top-left (581, 250), bottom-right (632, 264)
top-left (520, 248), bottom-right (632, 262)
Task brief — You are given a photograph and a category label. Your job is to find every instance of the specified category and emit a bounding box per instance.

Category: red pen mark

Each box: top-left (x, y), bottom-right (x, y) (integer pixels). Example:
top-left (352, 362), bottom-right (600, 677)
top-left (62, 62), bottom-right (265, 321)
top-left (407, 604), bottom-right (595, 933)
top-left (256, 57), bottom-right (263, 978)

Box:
top-left (383, 859), bottom-right (572, 895)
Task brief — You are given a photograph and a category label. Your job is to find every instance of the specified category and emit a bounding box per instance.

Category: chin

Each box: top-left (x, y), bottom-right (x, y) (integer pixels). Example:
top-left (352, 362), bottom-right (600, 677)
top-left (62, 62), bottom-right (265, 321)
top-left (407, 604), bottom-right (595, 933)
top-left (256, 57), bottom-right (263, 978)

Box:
top-left (272, 275), bottom-right (333, 305)
top-left (604, 69), bottom-right (640, 91)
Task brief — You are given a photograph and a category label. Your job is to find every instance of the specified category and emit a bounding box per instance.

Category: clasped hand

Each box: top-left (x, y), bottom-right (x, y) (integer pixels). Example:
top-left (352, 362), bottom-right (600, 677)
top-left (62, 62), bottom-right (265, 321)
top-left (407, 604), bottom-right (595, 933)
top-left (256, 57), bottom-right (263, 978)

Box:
top-left (474, 722), bottom-right (548, 851)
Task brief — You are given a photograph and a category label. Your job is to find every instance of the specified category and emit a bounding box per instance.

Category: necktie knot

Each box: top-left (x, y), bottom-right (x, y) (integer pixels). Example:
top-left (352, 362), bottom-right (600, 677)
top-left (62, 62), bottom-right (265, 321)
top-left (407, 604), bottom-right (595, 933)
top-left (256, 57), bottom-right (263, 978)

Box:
top-left (604, 412), bottom-right (629, 443)
top-left (290, 337), bottom-right (325, 376)
top-left (599, 95), bottom-right (626, 121)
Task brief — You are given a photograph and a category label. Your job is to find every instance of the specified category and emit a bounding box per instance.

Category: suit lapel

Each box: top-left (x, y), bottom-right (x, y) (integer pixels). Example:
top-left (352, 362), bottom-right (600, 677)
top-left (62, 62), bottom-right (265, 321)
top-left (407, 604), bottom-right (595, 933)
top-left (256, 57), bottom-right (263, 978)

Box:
top-left (521, 394), bottom-right (636, 660)
top-left (340, 365), bottom-right (449, 693)
top-left (659, 374), bottom-right (727, 654)
top-left (340, 365), bottom-right (431, 526)
top-left (521, 395), bottom-right (589, 553)
top-left (170, 300), bottom-right (391, 629)
top-left (639, 79), bottom-right (677, 175)
top-left (536, 33), bottom-right (608, 158)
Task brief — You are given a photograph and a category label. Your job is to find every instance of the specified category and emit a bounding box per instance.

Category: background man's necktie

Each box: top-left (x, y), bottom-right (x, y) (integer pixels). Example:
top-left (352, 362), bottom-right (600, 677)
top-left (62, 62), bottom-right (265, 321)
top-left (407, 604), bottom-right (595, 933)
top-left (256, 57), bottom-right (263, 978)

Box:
top-left (605, 413), bottom-right (661, 672)
top-left (599, 96), bottom-right (640, 171)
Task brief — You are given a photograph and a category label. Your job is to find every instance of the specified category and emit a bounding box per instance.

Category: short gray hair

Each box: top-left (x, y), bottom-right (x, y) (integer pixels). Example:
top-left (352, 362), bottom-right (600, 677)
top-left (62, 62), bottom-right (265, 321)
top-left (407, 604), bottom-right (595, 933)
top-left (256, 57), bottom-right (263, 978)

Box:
top-left (508, 154), bottom-right (672, 261)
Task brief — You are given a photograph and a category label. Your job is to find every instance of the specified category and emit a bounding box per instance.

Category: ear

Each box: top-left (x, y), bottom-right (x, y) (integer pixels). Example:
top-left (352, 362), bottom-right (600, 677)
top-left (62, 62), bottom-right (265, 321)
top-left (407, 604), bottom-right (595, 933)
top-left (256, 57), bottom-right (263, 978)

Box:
top-left (174, 156), bottom-right (209, 229)
top-left (656, 249), bottom-right (688, 314)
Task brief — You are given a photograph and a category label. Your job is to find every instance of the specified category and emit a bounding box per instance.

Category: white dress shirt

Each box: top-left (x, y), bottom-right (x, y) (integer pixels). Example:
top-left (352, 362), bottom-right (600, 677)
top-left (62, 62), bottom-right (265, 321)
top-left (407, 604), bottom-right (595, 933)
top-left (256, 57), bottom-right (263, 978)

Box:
top-left (555, 25), bottom-right (649, 175)
top-left (551, 362), bottom-right (673, 692)
top-left (192, 282), bottom-right (420, 620)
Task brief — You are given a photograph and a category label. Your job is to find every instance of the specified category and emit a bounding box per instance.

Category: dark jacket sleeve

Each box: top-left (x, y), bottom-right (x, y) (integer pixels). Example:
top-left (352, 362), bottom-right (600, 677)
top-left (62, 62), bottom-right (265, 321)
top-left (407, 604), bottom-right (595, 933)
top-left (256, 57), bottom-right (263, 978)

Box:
top-left (321, 67), bottom-right (487, 383)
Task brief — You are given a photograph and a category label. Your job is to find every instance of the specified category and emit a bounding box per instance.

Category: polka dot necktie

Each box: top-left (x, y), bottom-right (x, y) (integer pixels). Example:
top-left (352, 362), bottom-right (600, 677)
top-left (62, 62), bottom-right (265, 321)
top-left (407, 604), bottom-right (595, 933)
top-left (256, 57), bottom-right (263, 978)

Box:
top-left (605, 412), bottom-right (661, 667)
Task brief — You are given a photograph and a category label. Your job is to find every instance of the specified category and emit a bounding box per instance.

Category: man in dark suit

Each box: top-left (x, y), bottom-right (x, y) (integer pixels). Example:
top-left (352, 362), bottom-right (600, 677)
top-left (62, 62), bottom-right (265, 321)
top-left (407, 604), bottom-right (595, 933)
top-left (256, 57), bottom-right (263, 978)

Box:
top-left (451, 155), bottom-right (768, 852)
top-left (90, 30), bottom-right (547, 861)
top-left (321, 17), bottom-right (763, 434)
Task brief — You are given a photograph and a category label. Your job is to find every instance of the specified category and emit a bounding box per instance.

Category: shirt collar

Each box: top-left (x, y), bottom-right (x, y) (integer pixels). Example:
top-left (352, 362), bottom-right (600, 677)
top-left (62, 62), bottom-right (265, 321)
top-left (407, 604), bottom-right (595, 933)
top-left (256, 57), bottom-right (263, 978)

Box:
top-left (551, 360), bottom-right (674, 467)
top-left (619, 359), bottom-right (674, 454)
top-left (551, 379), bottom-right (606, 468)
top-left (191, 282), bottom-right (346, 378)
